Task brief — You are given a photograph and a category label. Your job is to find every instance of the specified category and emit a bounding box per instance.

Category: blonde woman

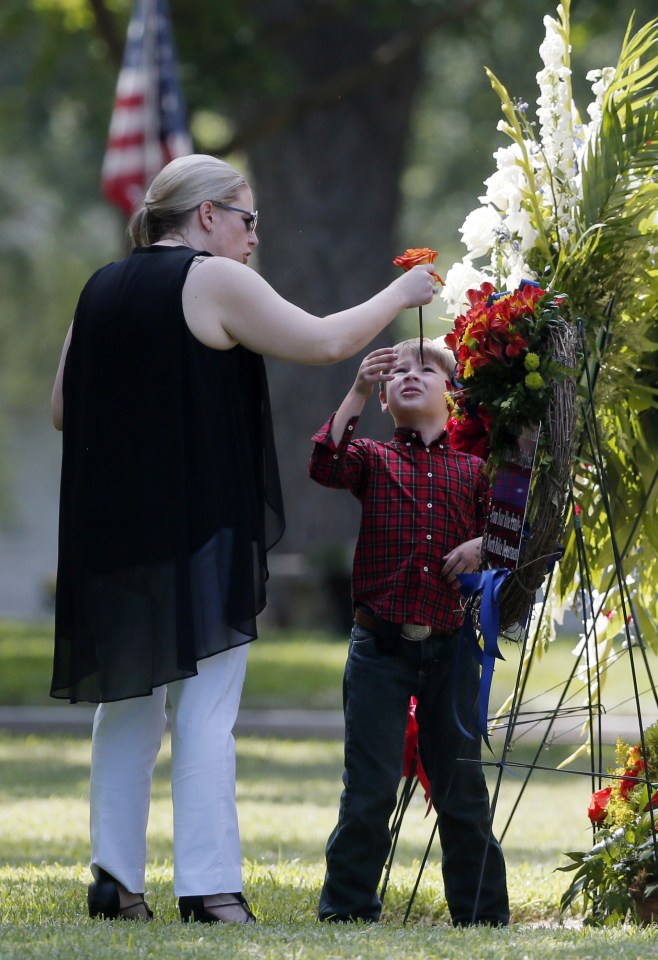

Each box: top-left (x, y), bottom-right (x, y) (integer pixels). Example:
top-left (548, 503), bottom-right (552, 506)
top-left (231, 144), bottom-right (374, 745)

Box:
top-left (51, 154), bottom-right (436, 924)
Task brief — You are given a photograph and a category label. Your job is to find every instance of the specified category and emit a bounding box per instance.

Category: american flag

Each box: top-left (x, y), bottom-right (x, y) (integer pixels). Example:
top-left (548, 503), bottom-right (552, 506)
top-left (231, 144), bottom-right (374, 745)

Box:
top-left (101, 0), bottom-right (192, 216)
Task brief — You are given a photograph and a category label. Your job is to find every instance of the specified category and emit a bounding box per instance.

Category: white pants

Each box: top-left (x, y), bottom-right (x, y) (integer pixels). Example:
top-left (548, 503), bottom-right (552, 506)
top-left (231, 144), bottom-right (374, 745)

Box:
top-left (89, 645), bottom-right (249, 896)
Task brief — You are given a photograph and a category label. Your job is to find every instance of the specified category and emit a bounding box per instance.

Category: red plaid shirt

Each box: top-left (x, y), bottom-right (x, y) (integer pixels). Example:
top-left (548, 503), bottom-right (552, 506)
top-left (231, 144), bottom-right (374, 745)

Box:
top-left (309, 414), bottom-right (490, 632)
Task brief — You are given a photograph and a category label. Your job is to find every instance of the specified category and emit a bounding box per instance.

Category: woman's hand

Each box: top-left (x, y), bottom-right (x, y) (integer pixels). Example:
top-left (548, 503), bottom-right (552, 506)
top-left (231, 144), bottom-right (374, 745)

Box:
top-left (393, 263), bottom-right (438, 309)
top-left (441, 537), bottom-right (482, 589)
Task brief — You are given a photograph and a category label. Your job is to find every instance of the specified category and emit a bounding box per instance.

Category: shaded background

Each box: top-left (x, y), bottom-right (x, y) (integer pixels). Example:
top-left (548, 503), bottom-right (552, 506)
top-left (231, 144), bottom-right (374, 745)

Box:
top-left (0, 0), bottom-right (653, 621)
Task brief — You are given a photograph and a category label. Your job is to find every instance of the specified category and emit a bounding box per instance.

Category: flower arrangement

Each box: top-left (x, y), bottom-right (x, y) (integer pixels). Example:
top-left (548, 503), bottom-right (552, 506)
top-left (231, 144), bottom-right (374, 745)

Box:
top-left (442, 272), bottom-right (578, 630)
top-left (440, 4), bottom-right (658, 322)
top-left (437, 0), bottom-right (658, 650)
top-left (444, 279), bottom-right (574, 469)
top-left (588, 725), bottom-right (658, 830)
top-left (559, 722), bottom-right (658, 925)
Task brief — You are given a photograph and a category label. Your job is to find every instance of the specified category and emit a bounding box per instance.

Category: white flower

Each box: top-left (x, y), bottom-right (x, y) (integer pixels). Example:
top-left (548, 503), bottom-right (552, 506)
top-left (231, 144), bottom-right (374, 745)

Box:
top-left (459, 206), bottom-right (502, 258)
top-left (440, 259), bottom-right (489, 317)
top-left (505, 206), bottom-right (539, 253)
top-left (479, 143), bottom-right (529, 213)
top-left (500, 248), bottom-right (535, 292)
top-left (584, 67), bottom-right (615, 130)
top-left (539, 14), bottom-right (569, 69)
top-left (535, 38), bottom-right (580, 243)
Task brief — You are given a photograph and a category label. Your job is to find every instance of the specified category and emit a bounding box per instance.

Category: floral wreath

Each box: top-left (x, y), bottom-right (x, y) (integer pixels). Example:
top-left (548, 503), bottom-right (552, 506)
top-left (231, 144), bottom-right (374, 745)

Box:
top-left (444, 279), bottom-right (575, 474)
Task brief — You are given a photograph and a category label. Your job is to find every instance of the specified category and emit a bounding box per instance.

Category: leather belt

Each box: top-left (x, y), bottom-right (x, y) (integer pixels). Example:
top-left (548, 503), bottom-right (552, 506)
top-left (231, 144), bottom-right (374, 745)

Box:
top-left (354, 607), bottom-right (439, 641)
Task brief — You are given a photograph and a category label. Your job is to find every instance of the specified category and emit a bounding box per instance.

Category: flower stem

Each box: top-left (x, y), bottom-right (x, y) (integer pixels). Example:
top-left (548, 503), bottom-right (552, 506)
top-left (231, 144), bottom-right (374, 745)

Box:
top-left (419, 306), bottom-right (424, 363)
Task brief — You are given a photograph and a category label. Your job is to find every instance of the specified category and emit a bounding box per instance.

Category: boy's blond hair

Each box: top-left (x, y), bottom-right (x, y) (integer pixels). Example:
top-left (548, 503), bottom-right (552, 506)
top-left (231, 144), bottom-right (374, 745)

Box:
top-left (380, 337), bottom-right (455, 395)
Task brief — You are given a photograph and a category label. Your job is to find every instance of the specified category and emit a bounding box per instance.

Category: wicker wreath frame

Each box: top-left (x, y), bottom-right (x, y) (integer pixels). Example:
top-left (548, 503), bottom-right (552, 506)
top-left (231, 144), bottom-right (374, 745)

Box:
top-left (475, 319), bottom-right (579, 633)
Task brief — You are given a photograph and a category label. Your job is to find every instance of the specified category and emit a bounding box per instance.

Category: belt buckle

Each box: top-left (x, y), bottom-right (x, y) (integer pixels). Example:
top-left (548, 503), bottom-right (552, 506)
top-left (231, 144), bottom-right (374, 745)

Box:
top-left (400, 623), bottom-right (431, 641)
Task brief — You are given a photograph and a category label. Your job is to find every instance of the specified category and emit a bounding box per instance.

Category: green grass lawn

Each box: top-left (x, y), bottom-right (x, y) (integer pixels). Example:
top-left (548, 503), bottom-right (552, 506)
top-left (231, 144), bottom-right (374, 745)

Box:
top-left (2, 732), bottom-right (658, 959)
top-left (2, 619), bottom-right (658, 956)
top-left (2, 620), bottom-right (657, 725)
top-left (0, 622), bottom-right (349, 709)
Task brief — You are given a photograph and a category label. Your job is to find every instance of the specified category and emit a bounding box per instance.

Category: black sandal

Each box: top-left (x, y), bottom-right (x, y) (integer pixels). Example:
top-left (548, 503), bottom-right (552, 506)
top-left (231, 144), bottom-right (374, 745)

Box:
top-left (178, 893), bottom-right (256, 924)
top-left (88, 870), bottom-right (153, 921)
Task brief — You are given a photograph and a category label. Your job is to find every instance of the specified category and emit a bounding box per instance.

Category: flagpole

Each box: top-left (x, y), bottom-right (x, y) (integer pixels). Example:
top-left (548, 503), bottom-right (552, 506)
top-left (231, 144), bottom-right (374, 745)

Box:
top-left (142, 0), bottom-right (161, 189)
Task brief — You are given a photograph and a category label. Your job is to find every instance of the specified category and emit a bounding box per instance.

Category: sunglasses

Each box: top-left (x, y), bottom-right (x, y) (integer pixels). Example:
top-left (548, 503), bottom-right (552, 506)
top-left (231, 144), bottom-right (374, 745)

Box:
top-left (212, 202), bottom-right (258, 236)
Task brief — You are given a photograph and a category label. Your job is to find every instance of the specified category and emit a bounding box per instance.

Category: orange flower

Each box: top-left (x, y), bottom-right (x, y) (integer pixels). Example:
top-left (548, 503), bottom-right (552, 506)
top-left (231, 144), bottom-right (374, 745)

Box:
top-left (393, 247), bottom-right (437, 268)
top-left (393, 247), bottom-right (444, 284)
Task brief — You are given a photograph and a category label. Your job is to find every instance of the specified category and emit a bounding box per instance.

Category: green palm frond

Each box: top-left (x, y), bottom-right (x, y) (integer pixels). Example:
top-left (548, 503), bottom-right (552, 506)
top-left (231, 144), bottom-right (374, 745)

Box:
top-left (606, 16), bottom-right (658, 108)
top-left (580, 17), bottom-right (658, 234)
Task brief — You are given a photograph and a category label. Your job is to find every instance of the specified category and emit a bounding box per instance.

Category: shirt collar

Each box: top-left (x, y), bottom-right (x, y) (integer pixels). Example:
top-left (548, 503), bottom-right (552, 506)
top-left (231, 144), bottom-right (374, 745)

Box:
top-left (392, 426), bottom-right (448, 447)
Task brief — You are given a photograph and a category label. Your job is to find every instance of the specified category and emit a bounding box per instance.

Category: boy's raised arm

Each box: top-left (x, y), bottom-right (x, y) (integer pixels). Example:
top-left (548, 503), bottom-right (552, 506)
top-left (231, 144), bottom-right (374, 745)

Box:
top-left (330, 347), bottom-right (399, 445)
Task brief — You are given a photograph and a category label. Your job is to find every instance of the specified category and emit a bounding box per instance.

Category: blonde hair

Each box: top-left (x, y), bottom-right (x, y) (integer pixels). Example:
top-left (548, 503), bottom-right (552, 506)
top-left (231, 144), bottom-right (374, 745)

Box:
top-left (127, 154), bottom-right (248, 248)
top-left (393, 337), bottom-right (455, 378)
top-left (379, 337), bottom-right (455, 398)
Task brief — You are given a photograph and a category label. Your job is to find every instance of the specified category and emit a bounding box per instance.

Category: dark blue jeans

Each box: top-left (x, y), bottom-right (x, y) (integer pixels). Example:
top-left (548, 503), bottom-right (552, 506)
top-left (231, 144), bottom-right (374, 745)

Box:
top-left (318, 623), bottom-right (509, 925)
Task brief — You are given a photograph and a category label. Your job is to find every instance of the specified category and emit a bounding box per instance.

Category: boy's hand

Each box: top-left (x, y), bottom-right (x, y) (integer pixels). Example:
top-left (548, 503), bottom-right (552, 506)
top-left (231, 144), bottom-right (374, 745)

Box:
top-left (353, 347), bottom-right (399, 397)
top-left (441, 537), bottom-right (482, 589)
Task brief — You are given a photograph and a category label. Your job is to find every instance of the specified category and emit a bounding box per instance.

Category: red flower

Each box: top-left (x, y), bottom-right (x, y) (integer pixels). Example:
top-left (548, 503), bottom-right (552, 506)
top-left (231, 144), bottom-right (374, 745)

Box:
top-left (588, 786), bottom-right (612, 825)
top-left (402, 697), bottom-right (432, 806)
top-left (620, 759), bottom-right (646, 798)
top-left (465, 282), bottom-right (496, 308)
top-left (504, 332), bottom-right (530, 358)
top-left (446, 412), bottom-right (491, 460)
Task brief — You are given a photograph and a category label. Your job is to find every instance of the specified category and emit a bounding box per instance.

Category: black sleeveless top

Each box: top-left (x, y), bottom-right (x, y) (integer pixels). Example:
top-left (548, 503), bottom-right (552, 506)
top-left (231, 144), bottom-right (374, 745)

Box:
top-left (51, 245), bottom-right (285, 703)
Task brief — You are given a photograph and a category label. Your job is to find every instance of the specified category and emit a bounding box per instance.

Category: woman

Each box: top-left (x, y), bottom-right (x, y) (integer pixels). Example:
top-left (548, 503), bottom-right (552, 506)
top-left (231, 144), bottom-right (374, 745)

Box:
top-left (51, 154), bottom-right (436, 924)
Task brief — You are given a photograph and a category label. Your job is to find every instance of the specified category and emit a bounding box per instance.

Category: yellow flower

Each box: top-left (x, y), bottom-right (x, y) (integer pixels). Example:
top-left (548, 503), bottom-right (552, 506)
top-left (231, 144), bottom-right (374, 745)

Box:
top-left (463, 358), bottom-right (474, 379)
top-left (627, 744), bottom-right (642, 766)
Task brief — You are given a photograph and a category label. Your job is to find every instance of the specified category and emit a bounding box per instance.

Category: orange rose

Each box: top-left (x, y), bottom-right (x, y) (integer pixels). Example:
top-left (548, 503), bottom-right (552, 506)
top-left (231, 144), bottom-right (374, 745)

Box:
top-left (393, 247), bottom-right (437, 268)
top-left (393, 247), bottom-right (444, 283)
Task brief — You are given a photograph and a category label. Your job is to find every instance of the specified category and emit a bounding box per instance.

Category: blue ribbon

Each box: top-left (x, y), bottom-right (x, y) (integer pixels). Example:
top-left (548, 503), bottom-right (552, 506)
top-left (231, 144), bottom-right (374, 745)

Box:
top-left (455, 569), bottom-right (510, 750)
top-left (486, 278), bottom-right (541, 306)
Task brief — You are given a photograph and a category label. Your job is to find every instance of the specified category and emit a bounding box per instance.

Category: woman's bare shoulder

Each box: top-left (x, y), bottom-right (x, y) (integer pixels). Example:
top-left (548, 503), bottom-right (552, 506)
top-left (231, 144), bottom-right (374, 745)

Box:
top-left (182, 256), bottom-right (268, 350)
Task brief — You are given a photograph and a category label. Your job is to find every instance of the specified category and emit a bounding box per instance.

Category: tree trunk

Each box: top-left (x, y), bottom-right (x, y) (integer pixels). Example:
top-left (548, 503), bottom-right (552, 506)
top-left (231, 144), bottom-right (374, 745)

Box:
top-left (241, 36), bottom-right (422, 558)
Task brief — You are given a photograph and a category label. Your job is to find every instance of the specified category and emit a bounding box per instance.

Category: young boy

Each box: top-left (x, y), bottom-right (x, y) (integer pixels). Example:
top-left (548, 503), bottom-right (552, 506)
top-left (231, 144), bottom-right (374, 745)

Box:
top-left (309, 337), bottom-right (509, 926)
